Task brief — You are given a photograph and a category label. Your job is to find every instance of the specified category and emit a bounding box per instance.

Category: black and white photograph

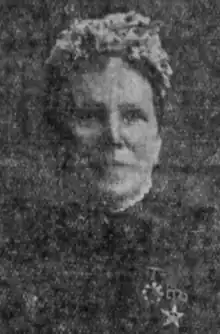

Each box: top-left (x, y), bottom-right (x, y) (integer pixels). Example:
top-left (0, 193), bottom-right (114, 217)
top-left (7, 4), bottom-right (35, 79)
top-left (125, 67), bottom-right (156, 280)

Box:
top-left (0, 0), bottom-right (220, 333)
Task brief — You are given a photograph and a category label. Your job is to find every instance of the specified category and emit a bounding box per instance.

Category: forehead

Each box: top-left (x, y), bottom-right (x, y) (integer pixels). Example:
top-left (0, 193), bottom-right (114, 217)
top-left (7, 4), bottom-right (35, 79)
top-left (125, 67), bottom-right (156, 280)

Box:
top-left (72, 57), bottom-right (154, 107)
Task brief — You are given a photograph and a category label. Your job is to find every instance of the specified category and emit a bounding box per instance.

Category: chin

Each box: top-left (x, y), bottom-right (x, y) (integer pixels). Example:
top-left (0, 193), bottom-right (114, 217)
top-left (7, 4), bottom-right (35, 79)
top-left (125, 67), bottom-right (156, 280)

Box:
top-left (97, 172), bottom-right (153, 211)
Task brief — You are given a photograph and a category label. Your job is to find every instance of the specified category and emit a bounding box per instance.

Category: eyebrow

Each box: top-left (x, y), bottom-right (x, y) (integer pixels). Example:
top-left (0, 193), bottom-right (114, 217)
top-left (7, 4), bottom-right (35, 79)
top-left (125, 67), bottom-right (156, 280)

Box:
top-left (74, 102), bottom-right (106, 112)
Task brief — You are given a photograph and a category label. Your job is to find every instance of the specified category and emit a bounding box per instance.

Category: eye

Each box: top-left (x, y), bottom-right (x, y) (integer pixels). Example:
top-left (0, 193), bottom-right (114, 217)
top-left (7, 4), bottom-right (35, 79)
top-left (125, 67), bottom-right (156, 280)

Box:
top-left (123, 109), bottom-right (148, 124)
top-left (74, 107), bottom-right (105, 123)
top-left (80, 110), bottom-right (97, 121)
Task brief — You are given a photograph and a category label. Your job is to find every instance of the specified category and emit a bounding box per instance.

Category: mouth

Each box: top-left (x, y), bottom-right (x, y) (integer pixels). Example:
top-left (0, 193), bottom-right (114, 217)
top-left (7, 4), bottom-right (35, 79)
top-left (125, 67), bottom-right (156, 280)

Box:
top-left (89, 160), bottom-right (135, 170)
top-left (111, 161), bottom-right (131, 166)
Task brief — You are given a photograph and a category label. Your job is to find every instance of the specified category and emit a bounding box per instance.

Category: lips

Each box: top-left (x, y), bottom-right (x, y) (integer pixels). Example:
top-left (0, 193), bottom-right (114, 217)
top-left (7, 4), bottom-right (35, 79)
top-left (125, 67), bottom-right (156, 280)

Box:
top-left (111, 161), bottom-right (129, 166)
top-left (90, 160), bottom-right (135, 169)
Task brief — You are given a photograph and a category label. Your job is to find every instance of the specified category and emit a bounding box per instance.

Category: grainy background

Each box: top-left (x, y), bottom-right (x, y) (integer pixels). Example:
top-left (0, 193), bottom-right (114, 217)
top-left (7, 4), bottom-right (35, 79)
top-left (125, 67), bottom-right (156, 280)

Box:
top-left (0, 0), bottom-right (220, 333)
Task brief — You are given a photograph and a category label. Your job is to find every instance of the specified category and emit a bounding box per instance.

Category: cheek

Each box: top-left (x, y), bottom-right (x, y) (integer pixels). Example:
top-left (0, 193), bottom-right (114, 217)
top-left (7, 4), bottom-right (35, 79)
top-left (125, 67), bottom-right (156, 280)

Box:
top-left (74, 123), bottom-right (102, 146)
top-left (124, 123), bottom-right (161, 162)
top-left (125, 121), bottom-right (157, 146)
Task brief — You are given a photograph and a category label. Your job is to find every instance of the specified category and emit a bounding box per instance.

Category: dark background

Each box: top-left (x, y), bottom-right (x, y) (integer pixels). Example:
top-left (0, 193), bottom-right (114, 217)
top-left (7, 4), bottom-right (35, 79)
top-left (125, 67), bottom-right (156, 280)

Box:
top-left (0, 0), bottom-right (220, 333)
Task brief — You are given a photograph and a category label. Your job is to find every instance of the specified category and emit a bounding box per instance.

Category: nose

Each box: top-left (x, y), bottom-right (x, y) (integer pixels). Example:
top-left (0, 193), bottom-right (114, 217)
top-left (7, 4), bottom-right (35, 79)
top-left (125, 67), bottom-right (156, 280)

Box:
top-left (104, 112), bottom-right (123, 147)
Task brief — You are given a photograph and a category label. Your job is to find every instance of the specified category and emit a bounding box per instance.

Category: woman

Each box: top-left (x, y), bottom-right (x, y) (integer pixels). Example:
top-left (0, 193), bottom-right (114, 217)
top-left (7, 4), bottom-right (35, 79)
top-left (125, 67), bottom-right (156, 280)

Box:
top-left (42, 10), bottom-right (188, 333)
top-left (1, 6), bottom-right (218, 333)
top-left (41, 10), bottom-right (212, 334)
top-left (45, 11), bottom-right (171, 213)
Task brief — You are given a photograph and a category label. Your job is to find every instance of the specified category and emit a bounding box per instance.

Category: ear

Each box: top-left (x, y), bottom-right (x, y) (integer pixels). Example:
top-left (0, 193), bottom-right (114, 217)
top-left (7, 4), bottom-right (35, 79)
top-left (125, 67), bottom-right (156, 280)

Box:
top-left (151, 135), bottom-right (162, 167)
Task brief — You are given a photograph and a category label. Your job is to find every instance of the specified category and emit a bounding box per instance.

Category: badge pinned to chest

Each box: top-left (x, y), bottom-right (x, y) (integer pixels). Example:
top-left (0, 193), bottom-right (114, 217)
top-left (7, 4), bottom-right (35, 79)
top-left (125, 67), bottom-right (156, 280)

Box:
top-left (139, 265), bottom-right (188, 309)
top-left (146, 266), bottom-right (167, 283)
top-left (140, 266), bottom-right (167, 307)
top-left (166, 286), bottom-right (188, 304)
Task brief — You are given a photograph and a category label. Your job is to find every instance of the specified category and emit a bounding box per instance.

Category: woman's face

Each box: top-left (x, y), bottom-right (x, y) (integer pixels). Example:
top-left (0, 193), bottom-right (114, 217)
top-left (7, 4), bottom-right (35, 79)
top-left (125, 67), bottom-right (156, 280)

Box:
top-left (68, 57), bottom-right (162, 210)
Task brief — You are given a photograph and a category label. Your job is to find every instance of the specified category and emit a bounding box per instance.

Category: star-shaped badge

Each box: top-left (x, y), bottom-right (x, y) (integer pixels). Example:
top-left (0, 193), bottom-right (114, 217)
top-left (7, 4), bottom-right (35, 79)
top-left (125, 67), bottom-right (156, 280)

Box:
top-left (161, 304), bottom-right (184, 328)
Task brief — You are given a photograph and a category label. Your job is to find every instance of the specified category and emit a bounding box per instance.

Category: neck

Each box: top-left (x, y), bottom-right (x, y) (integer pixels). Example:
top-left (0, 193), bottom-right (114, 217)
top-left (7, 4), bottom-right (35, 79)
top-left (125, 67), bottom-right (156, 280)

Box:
top-left (102, 164), bottom-right (161, 214)
top-left (108, 178), bottom-right (152, 212)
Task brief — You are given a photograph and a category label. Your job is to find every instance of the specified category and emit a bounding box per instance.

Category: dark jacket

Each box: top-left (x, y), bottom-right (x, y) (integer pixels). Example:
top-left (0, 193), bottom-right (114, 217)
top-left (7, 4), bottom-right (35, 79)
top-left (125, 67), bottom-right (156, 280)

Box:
top-left (45, 192), bottom-right (217, 333)
top-left (1, 187), bottom-right (218, 333)
top-left (53, 195), bottom-right (159, 333)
